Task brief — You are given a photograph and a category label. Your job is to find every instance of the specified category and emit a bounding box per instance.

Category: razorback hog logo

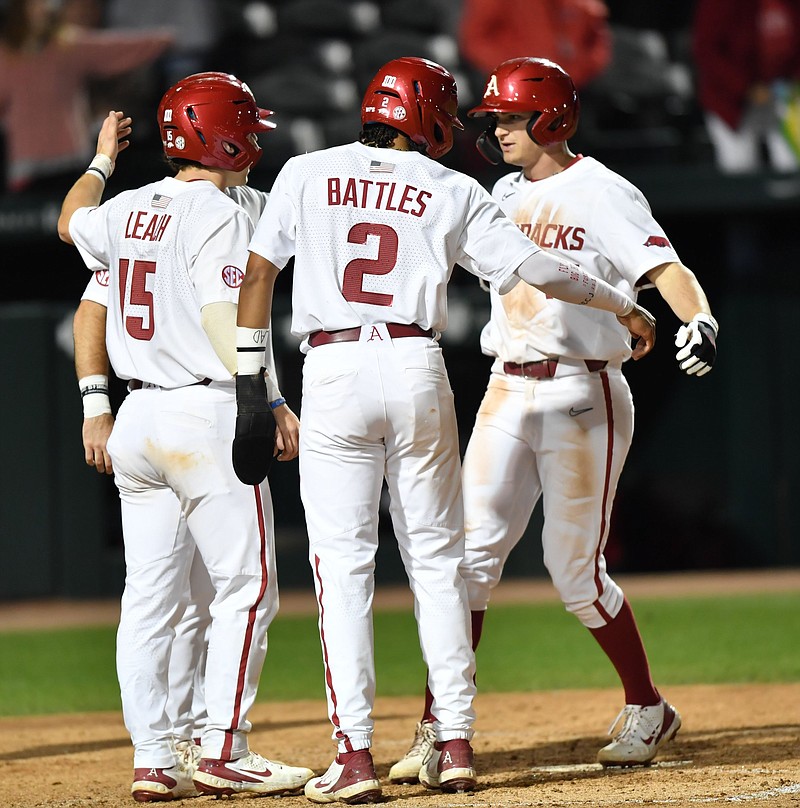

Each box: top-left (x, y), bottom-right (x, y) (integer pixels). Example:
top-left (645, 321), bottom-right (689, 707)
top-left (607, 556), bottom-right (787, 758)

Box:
top-left (644, 235), bottom-right (671, 248)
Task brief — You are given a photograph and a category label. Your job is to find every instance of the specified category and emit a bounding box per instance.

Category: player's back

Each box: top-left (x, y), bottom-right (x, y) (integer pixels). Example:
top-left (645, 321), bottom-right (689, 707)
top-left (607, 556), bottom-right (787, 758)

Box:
top-left (254, 141), bottom-right (529, 339)
top-left (79, 177), bottom-right (250, 387)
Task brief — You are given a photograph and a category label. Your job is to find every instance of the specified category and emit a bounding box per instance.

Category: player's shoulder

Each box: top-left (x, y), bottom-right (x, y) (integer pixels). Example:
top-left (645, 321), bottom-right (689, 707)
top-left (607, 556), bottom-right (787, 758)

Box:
top-left (282, 143), bottom-right (354, 170)
top-left (425, 160), bottom-right (490, 196)
top-left (226, 184), bottom-right (269, 223)
top-left (577, 156), bottom-right (645, 198)
top-left (490, 170), bottom-right (523, 199)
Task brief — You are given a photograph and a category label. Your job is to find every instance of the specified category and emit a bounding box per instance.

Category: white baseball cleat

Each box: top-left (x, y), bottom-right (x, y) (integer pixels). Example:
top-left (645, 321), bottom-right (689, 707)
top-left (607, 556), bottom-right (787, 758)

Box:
top-left (419, 738), bottom-right (477, 793)
top-left (175, 739), bottom-right (201, 770)
top-left (597, 698), bottom-right (682, 766)
top-left (131, 738), bottom-right (201, 801)
top-left (192, 750), bottom-right (314, 796)
top-left (304, 750), bottom-right (382, 804)
top-left (388, 719), bottom-right (436, 784)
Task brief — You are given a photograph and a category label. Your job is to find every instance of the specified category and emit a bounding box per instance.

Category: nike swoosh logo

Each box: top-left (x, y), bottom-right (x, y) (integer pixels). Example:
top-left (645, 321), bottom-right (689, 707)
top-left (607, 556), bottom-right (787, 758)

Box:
top-left (569, 407), bottom-right (593, 417)
top-left (502, 191), bottom-right (515, 200)
top-left (642, 728), bottom-right (660, 746)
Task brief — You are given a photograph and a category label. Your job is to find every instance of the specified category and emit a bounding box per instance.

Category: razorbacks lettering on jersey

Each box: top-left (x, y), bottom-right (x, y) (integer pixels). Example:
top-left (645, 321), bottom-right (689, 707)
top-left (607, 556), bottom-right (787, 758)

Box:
top-left (483, 156), bottom-right (680, 365)
top-left (248, 142), bottom-right (540, 349)
top-left (69, 177), bottom-right (254, 388)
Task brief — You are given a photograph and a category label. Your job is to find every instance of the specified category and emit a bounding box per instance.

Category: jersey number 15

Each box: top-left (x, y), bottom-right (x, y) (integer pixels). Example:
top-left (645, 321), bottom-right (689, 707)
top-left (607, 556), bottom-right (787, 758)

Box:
top-left (119, 258), bottom-right (156, 340)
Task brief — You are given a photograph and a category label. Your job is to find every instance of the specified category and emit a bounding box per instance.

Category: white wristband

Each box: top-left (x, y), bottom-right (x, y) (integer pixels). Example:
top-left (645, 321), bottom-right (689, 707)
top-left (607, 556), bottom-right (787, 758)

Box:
top-left (236, 326), bottom-right (268, 375)
top-left (79, 374), bottom-right (112, 418)
top-left (85, 153), bottom-right (114, 183)
top-left (693, 312), bottom-right (719, 335)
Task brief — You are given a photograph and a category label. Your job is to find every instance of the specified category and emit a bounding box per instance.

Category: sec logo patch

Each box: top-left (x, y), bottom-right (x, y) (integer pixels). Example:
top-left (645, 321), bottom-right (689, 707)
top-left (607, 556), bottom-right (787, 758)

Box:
top-left (222, 265), bottom-right (244, 288)
top-left (95, 269), bottom-right (110, 287)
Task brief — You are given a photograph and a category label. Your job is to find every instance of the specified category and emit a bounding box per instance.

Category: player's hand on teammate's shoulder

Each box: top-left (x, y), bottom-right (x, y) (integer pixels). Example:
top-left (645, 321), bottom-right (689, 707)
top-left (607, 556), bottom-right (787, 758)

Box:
top-left (675, 313), bottom-right (718, 377)
top-left (273, 404), bottom-right (300, 462)
top-left (617, 303), bottom-right (656, 360)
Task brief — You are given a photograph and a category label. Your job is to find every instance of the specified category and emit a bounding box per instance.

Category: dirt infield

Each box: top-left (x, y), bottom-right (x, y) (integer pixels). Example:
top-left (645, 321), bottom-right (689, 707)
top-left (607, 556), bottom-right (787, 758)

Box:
top-left (2, 570), bottom-right (799, 807)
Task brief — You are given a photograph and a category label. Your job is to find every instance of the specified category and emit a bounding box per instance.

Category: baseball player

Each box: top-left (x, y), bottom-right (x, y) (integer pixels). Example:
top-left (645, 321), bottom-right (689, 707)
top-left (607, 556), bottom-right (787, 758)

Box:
top-left (58, 72), bottom-right (314, 801)
top-left (233, 56), bottom-right (656, 803)
top-left (389, 57), bottom-right (719, 782)
top-left (74, 160), bottom-right (286, 778)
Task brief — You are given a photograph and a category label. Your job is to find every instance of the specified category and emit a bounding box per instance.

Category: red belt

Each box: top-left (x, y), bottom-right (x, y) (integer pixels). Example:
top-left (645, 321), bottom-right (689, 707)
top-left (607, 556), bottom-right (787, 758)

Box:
top-left (503, 359), bottom-right (607, 378)
top-left (308, 323), bottom-right (433, 348)
top-left (129, 378), bottom-right (212, 390)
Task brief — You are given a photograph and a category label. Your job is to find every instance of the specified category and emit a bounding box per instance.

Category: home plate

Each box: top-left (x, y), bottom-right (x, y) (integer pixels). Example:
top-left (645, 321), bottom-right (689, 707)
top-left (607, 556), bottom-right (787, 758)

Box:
top-left (530, 760), bottom-right (694, 775)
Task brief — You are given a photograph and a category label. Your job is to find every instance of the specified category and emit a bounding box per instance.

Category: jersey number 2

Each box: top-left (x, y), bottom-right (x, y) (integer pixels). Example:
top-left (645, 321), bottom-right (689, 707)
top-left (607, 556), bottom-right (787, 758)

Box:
top-left (342, 223), bottom-right (397, 306)
top-left (119, 259), bottom-right (156, 340)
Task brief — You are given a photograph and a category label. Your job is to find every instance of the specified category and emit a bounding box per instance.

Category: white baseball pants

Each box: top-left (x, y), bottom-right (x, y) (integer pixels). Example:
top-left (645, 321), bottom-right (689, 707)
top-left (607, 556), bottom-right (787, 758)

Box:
top-left (108, 382), bottom-right (278, 767)
top-left (461, 363), bottom-right (633, 629)
top-left (299, 328), bottom-right (476, 752)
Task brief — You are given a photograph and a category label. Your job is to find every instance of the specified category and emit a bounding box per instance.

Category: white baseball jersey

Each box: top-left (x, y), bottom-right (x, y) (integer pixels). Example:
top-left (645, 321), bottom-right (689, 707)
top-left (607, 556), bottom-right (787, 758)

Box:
top-left (69, 177), bottom-right (254, 388)
top-left (249, 141), bottom-right (540, 348)
top-left (482, 156), bottom-right (680, 364)
top-left (77, 184), bottom-right (284, 401)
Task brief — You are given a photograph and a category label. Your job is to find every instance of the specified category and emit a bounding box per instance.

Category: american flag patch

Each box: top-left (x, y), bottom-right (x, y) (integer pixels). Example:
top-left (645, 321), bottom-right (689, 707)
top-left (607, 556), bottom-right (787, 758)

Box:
top-left (369, 160), bottom-right (395, 173)
top-left (151, 193), bottom-right (172, 209)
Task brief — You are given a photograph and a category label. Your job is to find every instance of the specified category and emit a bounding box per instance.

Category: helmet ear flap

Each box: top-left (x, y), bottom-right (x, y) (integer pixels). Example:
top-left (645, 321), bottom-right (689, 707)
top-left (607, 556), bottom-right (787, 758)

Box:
top-left (526, 112), bottom-right (544, 145)
top-left (526, 110), bottom-right (569, 147)
top-left (475, 125), bottom-right (503, 165)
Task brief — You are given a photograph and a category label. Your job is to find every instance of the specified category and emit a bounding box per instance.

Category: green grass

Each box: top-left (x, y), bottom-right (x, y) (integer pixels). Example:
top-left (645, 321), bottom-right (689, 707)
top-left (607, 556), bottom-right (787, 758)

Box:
top-left (1, 593), bottom-right (798, 717)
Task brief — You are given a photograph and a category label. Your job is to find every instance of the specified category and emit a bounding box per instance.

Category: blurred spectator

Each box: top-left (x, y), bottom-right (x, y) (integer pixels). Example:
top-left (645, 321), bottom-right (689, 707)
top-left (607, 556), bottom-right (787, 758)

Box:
top-left (0, 0), bottom-right (173, 194)
top-left (692, 0), bottom-right (800, 173)
top-left (104, 0), bottom-right (219, 86)
top-left (458, 0), bottom-right (611, 89)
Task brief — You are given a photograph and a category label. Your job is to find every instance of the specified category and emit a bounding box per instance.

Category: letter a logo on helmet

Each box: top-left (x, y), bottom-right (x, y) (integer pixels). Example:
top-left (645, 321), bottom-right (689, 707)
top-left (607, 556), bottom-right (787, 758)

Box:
top-left (158, 72), bottom-right (276, 172)
top-left (468, 58), bottom-right (580, 163)
top-left (361, 57), bottom-right (464, 159)
top-left (484, 74), bottom-right (500, 98)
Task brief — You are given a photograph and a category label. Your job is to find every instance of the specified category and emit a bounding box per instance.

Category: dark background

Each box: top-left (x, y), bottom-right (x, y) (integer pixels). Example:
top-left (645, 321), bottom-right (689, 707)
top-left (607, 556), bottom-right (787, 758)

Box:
top-left (1, 0), bottom-right (799, 598)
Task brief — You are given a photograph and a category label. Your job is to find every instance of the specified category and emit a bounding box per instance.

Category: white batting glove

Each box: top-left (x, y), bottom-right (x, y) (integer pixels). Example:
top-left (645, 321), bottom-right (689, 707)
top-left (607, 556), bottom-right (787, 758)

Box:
top-left (674, 313), bottom-right (719, 377)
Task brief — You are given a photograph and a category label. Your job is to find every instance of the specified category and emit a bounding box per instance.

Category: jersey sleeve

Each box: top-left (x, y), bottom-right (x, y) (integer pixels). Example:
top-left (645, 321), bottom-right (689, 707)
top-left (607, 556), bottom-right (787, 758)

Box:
top-left (81, 270), bottom-right (110, 306)
top-left (593, 181), bottom-right (681, 287)
top-left (248, 161), bottom-right (297, 268)
top-left (192, 207), bottom-right (254, 308)
top-left (456, 182), bottom-right (539, 291)
top-left (226, 185), bottom-right (270, 227)
top-left (69, 205), bottom-right (111, 271)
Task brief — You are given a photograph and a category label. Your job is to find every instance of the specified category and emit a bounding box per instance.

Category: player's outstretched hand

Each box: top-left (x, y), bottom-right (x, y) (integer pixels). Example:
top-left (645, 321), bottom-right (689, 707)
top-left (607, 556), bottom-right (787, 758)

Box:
top-left (96, 110), bottom-right (133, 166)
top-left (675, 313), bottom-right (718, 376)
top-left (233, 373), bottom-right (276, 485)
top-left (617, 303), bottom-right (656, 360)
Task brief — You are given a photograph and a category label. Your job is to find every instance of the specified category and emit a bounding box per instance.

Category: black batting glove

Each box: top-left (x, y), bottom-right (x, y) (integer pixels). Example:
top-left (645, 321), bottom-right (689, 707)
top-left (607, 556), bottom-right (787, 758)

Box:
top-left (674, 313), bottom-right (718, 377)
top-left (233, 373), bottom-right (276, 485)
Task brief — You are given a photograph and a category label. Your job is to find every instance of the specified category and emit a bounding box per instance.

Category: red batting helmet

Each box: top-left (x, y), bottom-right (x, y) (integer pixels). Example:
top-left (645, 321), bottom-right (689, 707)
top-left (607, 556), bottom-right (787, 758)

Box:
top-left (468, 58), bottom-right (580, 163)
top-left (158, 72), bottom-right (276, 171)
top-left (361, 57), bottom-right (463, 159)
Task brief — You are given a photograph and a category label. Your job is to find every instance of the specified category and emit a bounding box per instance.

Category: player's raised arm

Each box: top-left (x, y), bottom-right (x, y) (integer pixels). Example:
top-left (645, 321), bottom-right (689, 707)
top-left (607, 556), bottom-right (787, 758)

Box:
top-left (57, 110), bottom-right (132, 243)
